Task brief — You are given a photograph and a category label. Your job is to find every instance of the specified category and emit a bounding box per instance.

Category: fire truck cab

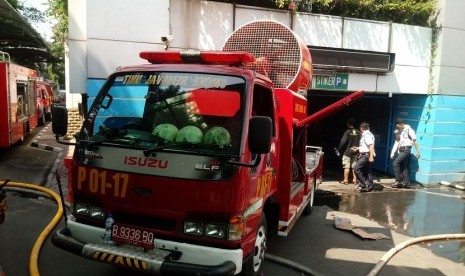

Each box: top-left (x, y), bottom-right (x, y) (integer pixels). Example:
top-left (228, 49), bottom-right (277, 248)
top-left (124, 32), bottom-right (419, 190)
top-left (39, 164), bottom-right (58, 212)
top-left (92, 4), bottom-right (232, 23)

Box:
top-left (35, 79), bottom-right (53, 125)
top-left (51, 50), bottom-right (362, 275)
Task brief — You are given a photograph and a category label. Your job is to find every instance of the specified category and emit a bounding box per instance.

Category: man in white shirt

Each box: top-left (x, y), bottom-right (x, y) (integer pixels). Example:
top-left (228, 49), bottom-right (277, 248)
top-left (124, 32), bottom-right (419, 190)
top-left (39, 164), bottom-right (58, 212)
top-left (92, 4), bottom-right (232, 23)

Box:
top-left (392, 119), bottom-right (420, 188)
top-left (352, 122), bottom-right (375, 192)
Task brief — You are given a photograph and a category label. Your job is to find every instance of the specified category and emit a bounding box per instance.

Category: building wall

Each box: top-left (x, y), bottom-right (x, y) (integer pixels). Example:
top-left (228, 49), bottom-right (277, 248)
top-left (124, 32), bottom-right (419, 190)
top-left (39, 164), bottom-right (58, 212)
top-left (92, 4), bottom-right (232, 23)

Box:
top-left (433, 0), bottom-right (465, 96)
top-left (68, 0), bottom-right (433, 95)
top-left (67, 0), bottom-right (465, 185)
top-left (425, 95), bottom-right (465, 183)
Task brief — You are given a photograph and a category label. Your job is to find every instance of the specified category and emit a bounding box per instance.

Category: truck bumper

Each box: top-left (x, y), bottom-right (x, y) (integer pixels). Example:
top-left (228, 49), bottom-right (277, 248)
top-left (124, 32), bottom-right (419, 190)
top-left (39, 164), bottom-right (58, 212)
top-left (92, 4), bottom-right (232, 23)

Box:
top-left (52, 223), bottom-right (239, 275)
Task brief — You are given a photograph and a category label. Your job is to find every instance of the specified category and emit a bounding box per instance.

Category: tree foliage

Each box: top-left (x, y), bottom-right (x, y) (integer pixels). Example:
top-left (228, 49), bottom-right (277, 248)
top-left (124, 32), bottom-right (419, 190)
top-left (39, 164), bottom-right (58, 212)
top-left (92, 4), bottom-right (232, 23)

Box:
top-left (46, 0), bottom-right (67, 89)
top-left (4, 1), bottom-right (47, 72)
top-left (6, 0), bottom-right (66, 88)
top-left (7, 0), bottom-right (45, 23)
top-left (217, 0), bottom-right (437, 27)
top-left (307, 0), bottom-right (437, 27)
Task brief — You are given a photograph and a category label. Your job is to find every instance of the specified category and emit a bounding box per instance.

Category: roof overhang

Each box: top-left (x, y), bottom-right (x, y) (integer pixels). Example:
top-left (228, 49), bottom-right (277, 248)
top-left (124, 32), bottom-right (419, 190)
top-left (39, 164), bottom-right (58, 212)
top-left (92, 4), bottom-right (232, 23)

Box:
top-left (0, 0), bottom-right (57, 63)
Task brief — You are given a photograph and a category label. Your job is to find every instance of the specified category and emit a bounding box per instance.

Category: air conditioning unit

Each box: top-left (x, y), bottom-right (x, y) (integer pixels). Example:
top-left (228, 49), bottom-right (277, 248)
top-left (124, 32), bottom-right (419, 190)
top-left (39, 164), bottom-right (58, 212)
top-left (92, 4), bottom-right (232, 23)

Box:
top-left (309, 46), bottom-right (395, 73)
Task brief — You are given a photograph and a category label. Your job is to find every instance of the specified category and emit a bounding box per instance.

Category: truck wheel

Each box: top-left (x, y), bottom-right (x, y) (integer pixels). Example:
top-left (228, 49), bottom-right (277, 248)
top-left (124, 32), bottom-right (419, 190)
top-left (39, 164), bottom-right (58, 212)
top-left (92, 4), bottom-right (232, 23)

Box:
top-left (241, 215), bottom-right (267, 276)
top-left (303, 176), bottom-right (316, 216)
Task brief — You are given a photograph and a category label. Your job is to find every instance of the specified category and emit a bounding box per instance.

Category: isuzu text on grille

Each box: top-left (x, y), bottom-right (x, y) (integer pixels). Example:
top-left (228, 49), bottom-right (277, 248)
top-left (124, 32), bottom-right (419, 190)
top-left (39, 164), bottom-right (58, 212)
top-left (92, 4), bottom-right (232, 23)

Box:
top-left (123, 156), bottom-right (168, 168)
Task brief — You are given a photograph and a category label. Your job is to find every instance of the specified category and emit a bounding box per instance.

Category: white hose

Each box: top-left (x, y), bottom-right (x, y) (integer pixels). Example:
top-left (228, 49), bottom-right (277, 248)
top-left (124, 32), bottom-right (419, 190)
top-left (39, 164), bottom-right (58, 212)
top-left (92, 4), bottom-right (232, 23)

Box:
top-left (265, 253), bottom-right (326, 276)
top-left (366, 233), bottom-right (465, 276)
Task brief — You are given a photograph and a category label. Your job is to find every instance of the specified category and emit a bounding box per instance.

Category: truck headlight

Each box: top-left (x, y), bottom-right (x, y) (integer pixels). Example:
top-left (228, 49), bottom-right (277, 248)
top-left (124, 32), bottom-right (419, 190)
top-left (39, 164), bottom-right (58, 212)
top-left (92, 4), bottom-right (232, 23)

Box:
top-left (75, 201), bottom-right (105, 220)
top-left (184, 221), bottom-right (203, 235)
top-left (75, 202), bottom-right (90, 215)
top-left (205, 224), bottom-right (225, 239)
top-left (90, 206), bottom-right (105, 219)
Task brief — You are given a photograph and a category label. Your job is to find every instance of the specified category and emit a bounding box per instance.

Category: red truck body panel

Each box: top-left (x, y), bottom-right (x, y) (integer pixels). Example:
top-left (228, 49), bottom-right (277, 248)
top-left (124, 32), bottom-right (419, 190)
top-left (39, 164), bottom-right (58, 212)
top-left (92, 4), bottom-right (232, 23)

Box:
top-left (0, 62), bottom-right (39, 147)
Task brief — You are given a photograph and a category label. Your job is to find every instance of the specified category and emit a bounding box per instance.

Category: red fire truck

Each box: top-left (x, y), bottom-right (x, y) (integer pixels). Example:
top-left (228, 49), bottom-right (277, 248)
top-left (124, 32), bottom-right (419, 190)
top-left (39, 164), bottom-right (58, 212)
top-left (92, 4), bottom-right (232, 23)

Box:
top-left (51, 21), bottom-right (363, 275)
top-left (1, 54), bottom-right (37, 147)
top-left (0, 51), bottom-right (54, 148)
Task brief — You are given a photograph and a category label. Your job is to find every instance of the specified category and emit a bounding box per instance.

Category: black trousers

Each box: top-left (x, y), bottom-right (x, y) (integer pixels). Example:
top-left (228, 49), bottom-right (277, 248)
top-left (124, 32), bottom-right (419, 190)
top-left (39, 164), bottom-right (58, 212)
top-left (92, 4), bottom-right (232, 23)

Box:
top-left (354, 155), bottom-right (373, 189)
top-left (393, 150), bottom-right (412, 185)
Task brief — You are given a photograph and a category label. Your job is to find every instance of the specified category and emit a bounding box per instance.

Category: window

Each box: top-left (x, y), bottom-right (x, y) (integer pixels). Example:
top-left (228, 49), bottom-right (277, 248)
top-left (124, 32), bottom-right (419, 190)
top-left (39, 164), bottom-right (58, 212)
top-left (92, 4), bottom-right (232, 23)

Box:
top-left (252, 85), bottom-right (275, 136)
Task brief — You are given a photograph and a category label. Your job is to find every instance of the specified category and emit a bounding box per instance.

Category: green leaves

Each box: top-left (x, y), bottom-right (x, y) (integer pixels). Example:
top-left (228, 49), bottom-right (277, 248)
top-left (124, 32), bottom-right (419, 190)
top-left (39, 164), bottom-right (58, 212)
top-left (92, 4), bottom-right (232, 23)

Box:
top-left (294, 0), bottom-right (437, 27)
top-left (228, 1), bottom-right (436, 27)
top-left (46, 0), bottom-right (67, 88)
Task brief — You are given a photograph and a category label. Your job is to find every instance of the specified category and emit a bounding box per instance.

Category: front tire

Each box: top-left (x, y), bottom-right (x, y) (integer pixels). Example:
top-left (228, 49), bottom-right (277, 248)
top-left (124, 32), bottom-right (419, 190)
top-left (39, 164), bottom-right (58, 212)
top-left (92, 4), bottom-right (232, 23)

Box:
top-left (241, 215), bottom-right (267, 276)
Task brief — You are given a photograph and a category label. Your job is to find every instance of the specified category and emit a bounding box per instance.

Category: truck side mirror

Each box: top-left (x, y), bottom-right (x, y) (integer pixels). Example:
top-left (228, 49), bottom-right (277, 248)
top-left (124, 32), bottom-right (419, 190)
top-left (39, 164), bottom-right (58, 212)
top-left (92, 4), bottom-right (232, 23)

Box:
top-left (249, 116), bottom-right (272, 154)
top-left (51, 105), bottom-right (68, 136)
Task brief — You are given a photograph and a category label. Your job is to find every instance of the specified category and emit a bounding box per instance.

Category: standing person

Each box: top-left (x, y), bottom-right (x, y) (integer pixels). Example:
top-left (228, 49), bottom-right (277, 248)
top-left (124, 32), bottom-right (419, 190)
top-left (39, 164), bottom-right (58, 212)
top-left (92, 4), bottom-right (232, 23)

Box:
top-left (392, 119), bottom-right (421, 189)
top-left (352, 122), bottom-right (375, 192)
top-left (336, 118), bottom-right (361, 185)
top-left (390, 129), bottom-right (405, 183)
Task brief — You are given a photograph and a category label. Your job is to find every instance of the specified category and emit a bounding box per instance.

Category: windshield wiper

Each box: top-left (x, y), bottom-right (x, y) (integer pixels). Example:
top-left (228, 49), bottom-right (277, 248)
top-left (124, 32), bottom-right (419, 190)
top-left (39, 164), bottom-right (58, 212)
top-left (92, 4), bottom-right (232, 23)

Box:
top-left (81, 137), bottom-right (131, 147)
top-left (143, 143), bottom-right (177, 157)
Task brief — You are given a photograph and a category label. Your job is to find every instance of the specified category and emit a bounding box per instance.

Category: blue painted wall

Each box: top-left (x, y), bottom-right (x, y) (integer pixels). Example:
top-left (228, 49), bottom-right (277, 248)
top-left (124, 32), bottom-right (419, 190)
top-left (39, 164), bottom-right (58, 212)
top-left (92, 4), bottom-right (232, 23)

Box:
top-left (392, 94), bottom-right (465, 185)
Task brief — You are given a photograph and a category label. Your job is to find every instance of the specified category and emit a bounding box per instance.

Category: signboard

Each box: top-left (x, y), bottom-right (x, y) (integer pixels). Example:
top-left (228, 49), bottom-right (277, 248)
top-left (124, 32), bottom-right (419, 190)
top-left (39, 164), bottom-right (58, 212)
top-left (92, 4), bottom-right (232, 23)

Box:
top-left (312, 73), bottom-right (349, 90)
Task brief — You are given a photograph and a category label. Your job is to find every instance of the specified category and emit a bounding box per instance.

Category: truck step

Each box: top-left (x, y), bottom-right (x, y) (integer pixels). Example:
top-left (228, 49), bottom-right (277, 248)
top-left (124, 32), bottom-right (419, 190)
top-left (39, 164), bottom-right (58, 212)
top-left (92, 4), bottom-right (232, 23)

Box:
top-left (82, 243), bottom-right (171, 273)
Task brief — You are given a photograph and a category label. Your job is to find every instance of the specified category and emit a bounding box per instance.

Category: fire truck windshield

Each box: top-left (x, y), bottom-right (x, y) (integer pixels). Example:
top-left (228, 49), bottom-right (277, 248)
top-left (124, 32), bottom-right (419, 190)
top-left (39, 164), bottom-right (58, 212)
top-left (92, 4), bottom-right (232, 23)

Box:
top-left (81, 72), bottom-right (245, 156)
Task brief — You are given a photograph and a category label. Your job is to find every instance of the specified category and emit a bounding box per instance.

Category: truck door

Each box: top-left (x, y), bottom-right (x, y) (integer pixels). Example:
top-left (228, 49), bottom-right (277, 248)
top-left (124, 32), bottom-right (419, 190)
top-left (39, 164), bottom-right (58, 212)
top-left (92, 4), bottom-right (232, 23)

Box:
top-left (251, 84), bottom-right (278, 198)
top-left (16, 83), bottom-right (27, 118)
top-left (26, 80), bottom-right (35, 118)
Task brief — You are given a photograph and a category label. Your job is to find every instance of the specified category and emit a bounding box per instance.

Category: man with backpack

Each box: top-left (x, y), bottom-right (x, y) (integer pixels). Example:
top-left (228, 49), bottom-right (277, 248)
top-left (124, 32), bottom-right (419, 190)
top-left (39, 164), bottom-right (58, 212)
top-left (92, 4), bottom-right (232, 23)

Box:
top-left (336, 118), bottom-right (361, 185)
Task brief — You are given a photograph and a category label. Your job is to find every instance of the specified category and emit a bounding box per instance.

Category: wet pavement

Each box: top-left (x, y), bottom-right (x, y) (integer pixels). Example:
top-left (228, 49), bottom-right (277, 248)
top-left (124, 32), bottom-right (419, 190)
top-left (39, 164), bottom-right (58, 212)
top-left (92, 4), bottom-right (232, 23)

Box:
top-left (316, 180), bottom-right (465, 265)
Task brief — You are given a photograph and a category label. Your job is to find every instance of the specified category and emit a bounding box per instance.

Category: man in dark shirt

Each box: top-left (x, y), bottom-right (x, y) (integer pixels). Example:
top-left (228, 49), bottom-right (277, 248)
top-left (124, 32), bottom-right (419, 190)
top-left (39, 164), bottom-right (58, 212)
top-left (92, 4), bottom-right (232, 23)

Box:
top-left (337, 118), bottom-right (361, 184)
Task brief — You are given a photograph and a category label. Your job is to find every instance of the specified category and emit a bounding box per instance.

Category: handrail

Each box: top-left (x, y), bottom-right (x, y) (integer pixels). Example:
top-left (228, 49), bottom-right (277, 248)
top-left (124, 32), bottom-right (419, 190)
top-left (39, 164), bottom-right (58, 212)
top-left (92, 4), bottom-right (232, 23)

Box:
top-left (0, 51), bottom-right (11, 62)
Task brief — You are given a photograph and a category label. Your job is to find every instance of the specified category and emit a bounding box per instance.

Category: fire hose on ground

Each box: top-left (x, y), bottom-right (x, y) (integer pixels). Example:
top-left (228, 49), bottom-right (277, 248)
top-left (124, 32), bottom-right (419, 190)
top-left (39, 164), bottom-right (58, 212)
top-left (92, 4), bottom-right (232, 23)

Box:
top-left (1, 179), bottom-right (64, 276)
top-left (366, 233), bottom-right (465, 276)
top-left (265, 233), bottom-right (465, 276)
top-left (2, 177), bottom-right (465, 276)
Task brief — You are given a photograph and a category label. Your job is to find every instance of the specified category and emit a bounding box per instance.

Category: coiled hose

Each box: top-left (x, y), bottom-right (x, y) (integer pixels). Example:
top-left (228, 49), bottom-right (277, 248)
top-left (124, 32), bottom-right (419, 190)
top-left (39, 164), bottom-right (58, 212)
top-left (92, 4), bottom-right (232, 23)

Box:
top-left (366, 233), bottom-right (465, 276)
top-left (265, 233), bottom-right (465, 276)
top-left (1, 180), bottom-right (64, 276)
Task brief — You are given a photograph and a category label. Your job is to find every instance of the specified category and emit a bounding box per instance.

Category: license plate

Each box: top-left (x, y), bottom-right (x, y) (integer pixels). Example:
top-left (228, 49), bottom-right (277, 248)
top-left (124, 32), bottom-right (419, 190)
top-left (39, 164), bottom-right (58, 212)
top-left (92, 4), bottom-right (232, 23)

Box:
top-left (111, 223), bottom-right (155, 249)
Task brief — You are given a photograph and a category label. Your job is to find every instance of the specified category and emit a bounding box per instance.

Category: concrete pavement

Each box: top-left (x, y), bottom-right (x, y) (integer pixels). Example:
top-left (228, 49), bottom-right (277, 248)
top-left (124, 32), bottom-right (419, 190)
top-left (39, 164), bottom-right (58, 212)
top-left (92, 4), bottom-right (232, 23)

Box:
top-left (29, 122), bottom-right (74, 200)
